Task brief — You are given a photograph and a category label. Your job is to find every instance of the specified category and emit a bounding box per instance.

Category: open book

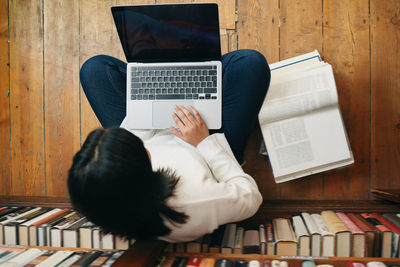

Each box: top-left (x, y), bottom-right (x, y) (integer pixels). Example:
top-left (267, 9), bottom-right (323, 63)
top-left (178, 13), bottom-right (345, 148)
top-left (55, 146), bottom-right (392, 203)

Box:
top-left (259, 50), bottom-right (354, 183)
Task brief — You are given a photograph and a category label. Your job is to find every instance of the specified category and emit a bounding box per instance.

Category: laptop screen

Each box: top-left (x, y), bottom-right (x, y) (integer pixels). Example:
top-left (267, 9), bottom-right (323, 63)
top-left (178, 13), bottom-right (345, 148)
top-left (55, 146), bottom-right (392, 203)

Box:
top-left (111, 4), bottom-right (221, 63)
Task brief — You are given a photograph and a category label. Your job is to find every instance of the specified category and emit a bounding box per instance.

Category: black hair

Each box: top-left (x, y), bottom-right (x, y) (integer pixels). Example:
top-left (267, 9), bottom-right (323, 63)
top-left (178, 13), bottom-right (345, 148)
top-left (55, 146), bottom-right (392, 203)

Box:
top-left (67, 127), bottom-right (188, 240)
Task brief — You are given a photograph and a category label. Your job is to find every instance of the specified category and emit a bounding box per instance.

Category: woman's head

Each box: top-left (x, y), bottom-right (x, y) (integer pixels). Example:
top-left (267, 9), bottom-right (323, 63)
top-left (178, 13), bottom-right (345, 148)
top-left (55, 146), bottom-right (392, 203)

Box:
top-left (68, 127), bottom-right (187, 240)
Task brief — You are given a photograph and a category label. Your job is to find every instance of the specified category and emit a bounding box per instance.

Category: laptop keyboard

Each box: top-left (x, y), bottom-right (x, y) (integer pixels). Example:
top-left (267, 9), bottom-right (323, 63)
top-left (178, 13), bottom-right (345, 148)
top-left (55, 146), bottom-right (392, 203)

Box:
top-left (130, 65), bottom-right (218, 100)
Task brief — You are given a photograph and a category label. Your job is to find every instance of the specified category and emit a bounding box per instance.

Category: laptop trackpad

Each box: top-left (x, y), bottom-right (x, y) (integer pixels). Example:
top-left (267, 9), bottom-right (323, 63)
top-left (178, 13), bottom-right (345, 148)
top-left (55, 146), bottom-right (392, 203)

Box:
top-left (152, 101), bottom-right (195, 128)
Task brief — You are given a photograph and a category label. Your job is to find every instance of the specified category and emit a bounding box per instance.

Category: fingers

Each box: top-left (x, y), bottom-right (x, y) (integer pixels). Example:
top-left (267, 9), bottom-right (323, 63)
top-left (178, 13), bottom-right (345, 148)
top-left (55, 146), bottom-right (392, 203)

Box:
top-left (188, 105), bottom-right (205, 124)
top-left (174, 105), bottom-right (196, 126)
top-left (172, 112), bottom-right (185, 129)
top-left (169, 126), bottom-right (183, 138)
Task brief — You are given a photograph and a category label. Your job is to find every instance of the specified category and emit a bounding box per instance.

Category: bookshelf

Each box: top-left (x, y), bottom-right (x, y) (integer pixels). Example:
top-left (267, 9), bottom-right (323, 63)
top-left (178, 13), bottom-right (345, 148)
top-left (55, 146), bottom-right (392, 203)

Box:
top-left (1, 197), bottom-right (400, 266)
top-left (114, 200), bottom-right (400, 266)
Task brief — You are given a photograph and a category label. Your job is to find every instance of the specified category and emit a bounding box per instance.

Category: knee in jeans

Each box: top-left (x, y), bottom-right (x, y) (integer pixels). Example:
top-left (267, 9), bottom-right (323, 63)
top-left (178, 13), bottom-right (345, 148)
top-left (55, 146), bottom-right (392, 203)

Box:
top-left (242, 50), bottom-right (270, 73)
top-left (80, 55), bottom-right (111, 82)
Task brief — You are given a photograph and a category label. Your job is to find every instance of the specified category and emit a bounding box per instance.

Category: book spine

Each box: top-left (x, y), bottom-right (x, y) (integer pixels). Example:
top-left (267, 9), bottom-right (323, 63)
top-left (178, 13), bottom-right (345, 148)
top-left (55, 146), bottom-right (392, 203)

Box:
top-left (259, 224), bottom-right (266, 255)
top-left (221, 224), bottom-right (236, 254)
top-left (233, 227), bottom-right (244, 254)
top-left (265, 223), bottom-right (275, 255)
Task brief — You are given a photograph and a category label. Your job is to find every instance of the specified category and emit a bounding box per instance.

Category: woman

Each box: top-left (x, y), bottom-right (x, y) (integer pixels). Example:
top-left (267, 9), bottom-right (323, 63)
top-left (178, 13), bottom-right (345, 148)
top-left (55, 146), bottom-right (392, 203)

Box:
top-left (68, 49), bottom-right (270, 242)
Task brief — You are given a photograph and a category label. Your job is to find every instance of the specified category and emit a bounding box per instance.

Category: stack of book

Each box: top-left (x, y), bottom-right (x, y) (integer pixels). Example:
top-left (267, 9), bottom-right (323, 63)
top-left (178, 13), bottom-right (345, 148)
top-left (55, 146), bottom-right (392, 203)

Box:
top-left (166, 211), bottom-right (400, 258)
top-left (0, 246), bottom-right (123, 267)
top-left (0, 206), bottom-right (132, 250)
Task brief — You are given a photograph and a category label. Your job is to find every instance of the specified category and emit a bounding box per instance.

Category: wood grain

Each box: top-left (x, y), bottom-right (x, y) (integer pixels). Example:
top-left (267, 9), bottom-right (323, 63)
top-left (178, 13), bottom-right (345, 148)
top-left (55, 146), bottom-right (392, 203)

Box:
top-left (80, 0), bottom-right (117, 142)
top-left (1, 0), bottom-right (400, 201)
top-left (279, 0), bottom-right (324, 200)
top-left (0, 0), bottom-right (11, 195)
top-left (44, 0), bottom-right (80, 197)
top-left (220, 30), bottom-right (229, 55)
top-left (371, 0), bottom-right (400, 191)
top-left (237, 0), bottom-right (280, 200)
top-left (323, 0), bottom-right (370, 200)
top-left (237, 0), bottom-right (279, 62)
top-left (9, 0), bottom-right (45, 196)
top-left (156, 0), bottom-right (191, 3)
top-left (279, 0), bottom-right (323, 59)
top-left (228, 30), bottom-right (237, 52)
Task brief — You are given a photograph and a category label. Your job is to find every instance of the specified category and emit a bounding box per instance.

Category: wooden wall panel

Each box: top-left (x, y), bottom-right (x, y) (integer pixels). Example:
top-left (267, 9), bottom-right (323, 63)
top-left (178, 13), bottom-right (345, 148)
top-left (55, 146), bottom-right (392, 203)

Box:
top-left (1, 0), bottom-right (400, 201)
top-left (237, 0), bottom-right (280, 200)
top-left (371, 0), bottom-right (400, 190)
top-left (80, 1), bottom-right (117, 142)
top-left (237, 0), bottom-right (279, 62)
top-left (220, 30), bottom-right (229, 55)
top-left (228, 31), bottom-right (237, 52)
top-left (0, 0), bottom-right (11, 195)
top-left (44, 0), bottom-right (80, 197)
top-left (323, 0), bottom-right (370, 200)
top-left (157, 0), bottom-right (191, 3)
top-left (279, 0), bottom-right (324, 200)
top-left (9, 0), bottom-right (45, 196)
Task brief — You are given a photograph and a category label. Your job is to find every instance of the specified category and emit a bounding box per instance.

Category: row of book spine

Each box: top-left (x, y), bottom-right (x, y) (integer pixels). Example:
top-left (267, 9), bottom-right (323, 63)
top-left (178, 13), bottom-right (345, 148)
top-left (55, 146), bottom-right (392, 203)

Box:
top-left (0, 206), bottom-right (132, 250)
top-left (157, 256), bottom-right (394, 267)
top-left (166, 211), bottom-right (400, 258)
top-left (0, 246), bottom-right (123, 267)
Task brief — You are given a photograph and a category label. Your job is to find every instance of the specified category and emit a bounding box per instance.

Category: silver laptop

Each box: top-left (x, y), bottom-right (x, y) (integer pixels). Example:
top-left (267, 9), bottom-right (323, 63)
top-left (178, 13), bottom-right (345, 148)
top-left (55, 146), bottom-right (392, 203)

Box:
top-left (111, 3), bottom-right (222, 129)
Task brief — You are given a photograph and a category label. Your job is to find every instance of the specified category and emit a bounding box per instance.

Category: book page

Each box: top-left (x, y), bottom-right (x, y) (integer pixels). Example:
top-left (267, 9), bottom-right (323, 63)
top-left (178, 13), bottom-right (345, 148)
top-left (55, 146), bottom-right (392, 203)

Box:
top-left (261, 107), bottom-right (353, 182)
top-left (260, 64), bottom-right (338, 124)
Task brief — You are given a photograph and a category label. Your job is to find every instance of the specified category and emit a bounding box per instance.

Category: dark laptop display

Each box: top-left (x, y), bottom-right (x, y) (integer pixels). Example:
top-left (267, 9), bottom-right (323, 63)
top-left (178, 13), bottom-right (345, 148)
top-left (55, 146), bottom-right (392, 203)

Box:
top-left (111, 4), bottom-right (221, 63)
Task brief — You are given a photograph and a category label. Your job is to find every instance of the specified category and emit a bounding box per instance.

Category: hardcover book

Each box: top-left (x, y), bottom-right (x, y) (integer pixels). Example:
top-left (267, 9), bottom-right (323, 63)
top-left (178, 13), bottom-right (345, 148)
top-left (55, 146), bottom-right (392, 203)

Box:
top-left (265, 223), bottom-right (275, 255)
top-left (370, 213), bottom-right (400, 258)
top-left (258, 224), bottom-right (266, 254)
top-left (0, 207), bottom-right (38, 245)
top-left (336, 212), bottom-right (366, 257)
top-left (3, 207), bottom-right (45, 245)
top-left (78, 221), bottom-right (96, 249)
top-left (292, 215), bottom-right (310, 256)
top-left (63, 217), bottom-right (88, 248)
top-left (272, 218), bottom-right (297, 256)
top-left (311, 213), bottom-right (335, 257)
top-left (243, 230), bottom-right (260, 254)
top-left (37, 210), bottom-right (75, 247)
top-left (301, 212), bottom-right (321, 257)
top-left (29, 208), bottom-right (70, 246)
top-left (321, 210), bottom-right (351, 257)
top-left (360, 213), bottom-right (393, 258)
top-left (221, 224), bottom-right (236, 254)
top-left (233, 227), bottom-right (244, 254)
top-left (50, 212), bottom-right (82, 247)
top-left (347, 213), bottom-right (380, 257)
top-left (18, 208), bottom-right (61, 246)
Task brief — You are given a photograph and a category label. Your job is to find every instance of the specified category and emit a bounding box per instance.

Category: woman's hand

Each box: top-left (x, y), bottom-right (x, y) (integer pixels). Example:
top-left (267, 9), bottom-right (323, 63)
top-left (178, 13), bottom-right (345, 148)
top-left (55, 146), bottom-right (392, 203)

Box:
top-left (170, 105), bottom-right (210, 147)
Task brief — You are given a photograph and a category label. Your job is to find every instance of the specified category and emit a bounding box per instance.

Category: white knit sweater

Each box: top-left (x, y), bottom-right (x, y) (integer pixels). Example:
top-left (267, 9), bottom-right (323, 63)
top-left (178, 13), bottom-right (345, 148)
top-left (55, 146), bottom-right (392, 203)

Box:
top-left (120, 118), bottom-right (262, 242)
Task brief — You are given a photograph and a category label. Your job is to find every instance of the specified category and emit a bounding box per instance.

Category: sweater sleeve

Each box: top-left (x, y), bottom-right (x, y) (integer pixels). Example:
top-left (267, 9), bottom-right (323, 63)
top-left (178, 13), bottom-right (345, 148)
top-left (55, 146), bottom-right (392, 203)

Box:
top-left (195, 133), bottom-right (263, 224)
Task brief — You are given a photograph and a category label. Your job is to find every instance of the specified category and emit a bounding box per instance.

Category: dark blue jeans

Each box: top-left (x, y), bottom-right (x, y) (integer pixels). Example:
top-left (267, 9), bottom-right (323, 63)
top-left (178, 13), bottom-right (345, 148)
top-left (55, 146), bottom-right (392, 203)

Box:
top-left (80, 50), bottom-right (270, 163)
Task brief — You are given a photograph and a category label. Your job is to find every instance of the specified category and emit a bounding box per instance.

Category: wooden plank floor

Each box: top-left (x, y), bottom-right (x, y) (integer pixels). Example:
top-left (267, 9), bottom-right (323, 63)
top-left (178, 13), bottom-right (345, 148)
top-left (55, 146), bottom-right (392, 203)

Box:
top-left (0, 0), bottom-right (399, 200)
